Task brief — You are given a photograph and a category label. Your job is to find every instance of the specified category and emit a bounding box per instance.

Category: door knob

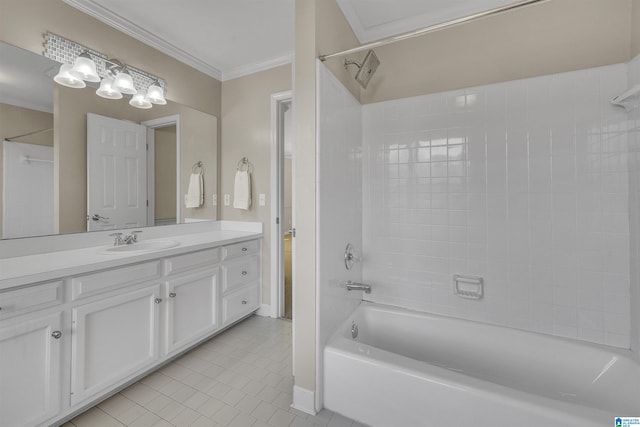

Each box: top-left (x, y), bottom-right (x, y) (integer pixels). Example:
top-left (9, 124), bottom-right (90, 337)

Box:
top-left (241, 271), bottom-right (248, 276)
top-left (241, 300), bottom-right (247, 305)
top-left (155, 298), bottom-right (162, 304)
top-left (91, 214), bottom-right (109, 221)
top-left (169, 292), bottom-right (176, 298)
top-left (51, 331), bottom-right (62, 339)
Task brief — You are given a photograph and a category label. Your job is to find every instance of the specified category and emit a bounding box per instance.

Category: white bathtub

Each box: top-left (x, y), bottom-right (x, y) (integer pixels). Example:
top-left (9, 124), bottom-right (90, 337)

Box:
top-left (324, 302), bottom-right (640, 427)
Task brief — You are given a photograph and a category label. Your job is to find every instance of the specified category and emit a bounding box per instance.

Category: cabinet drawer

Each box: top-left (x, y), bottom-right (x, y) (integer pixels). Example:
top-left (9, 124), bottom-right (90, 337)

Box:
top-left (0, 281), bottom-right (63, 318)
top-left (165, 248), bottom-right (221, 276)
top-left (222, 255), bottom-right (259, 293)
top-left (222, 283), bottom-right (260, 325)
top-left (71, 261), bottom-right (162, 300)
top-left (223, 240), bottom-right (260, 260)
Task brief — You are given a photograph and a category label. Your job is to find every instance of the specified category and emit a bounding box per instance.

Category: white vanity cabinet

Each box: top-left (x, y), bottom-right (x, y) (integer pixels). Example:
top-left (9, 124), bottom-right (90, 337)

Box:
top-left (164, 248), bottom-right (221, 356)
top-left (70, 283), bottom-right (163, 406)
top-left (0, 235), bottom-right (262, 427)
top-left (0, 281), bottom-right (65, 427)
top-left (221, 241), bottom-right (261, 326)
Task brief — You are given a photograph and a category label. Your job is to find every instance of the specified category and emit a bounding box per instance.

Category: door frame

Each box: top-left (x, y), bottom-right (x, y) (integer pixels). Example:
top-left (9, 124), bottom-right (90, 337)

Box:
top-left (270, 91), bottom-right (292, 318)
top-left (141, 115), bottom-right (181, 225)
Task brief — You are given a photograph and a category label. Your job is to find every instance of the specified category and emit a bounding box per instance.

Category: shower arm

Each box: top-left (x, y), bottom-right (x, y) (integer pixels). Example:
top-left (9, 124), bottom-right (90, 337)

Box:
top-left (319, 0), bottom-right (549, 62)
top-left (344, 59), bottom-right (362, 70)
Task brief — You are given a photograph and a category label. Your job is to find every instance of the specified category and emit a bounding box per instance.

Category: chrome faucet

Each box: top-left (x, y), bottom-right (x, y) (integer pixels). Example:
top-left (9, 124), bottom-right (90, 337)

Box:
top-left (345, 280), bottom-right (372, 294)
top-left (109, 232), bottom-right (124, 246)
top-left (109, 230), bottom-right (142, 246)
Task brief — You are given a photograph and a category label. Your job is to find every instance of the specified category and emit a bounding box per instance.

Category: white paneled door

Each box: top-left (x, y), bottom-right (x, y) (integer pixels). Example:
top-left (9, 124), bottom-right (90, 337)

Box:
top-left (87, 113), bottom-right (148, 231)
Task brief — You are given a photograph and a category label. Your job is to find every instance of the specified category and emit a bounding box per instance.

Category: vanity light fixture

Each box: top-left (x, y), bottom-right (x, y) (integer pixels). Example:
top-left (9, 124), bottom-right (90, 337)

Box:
top-left (69, 51), bottom-right (100, 82)
top-left (129, 93), bottom-right (152, 109)
top-left (145, 81), bottom-right (167, 105)
top-left (53, 63), bottom-right (86, 89)
top-left (96, 76), bottom-right (123, 99)
top-left (44, 32), bottom-right (167, 110)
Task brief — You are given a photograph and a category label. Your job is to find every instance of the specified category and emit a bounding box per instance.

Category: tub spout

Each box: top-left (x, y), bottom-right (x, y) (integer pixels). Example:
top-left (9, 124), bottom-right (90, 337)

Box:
top-left (344, 281), bottom-right (371, 294)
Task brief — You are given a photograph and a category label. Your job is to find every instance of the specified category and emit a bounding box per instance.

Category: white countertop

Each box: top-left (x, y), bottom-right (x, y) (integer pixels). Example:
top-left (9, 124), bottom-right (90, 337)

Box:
top-left (0, 229), bottom-right (262, 291)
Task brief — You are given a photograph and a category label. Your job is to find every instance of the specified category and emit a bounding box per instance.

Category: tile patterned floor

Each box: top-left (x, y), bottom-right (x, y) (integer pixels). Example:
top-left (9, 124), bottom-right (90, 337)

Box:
top-left (64, 316), bottom-right (365, 427)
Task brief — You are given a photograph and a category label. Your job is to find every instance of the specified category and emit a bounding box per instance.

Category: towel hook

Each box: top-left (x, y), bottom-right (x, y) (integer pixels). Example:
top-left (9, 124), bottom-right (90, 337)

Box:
top-left (237, 157), bottom-right (253, 173)
top-left (192, 161), bottom-right (203, 174)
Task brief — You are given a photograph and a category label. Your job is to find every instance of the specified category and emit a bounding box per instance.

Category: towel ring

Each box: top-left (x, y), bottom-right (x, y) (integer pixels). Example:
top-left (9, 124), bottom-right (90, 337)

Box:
top-left (237, 157), bottom-right (253, 173)
top-left (192, 161), bottom-right (204, 174)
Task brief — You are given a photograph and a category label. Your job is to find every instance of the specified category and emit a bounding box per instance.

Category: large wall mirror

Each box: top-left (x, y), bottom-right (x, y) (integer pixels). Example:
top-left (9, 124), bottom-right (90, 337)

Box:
top-left (0, 41), bottom-right (217, 240)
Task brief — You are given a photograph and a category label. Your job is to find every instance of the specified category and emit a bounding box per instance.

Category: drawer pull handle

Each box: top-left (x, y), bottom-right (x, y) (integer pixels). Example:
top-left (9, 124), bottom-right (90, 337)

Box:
top-left (242, 271), bottom-right (248, 276)
top-left (242, 300), bottom-right (247, 305)
top-left (242, 247), bottom-right (248, 252)
top-left (51, 331), bottom-right (62, 339)
top-left (155, 298), bottom-right (162, 304)
top-left (169, 293), bottom-right (177, 298)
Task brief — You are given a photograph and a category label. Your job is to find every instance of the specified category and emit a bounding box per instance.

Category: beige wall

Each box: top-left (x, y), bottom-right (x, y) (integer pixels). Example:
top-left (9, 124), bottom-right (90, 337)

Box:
top-left (357, 0), bottom-right (634, 104)
top-left (55, 85), bottom-right (217, 234)
top-left (633, 0), bottom-right (640, 57)
top-left (0, 103), bottom-right (53, 237)
top-left (292, 0), bottom-right (361, 402)
top-left (220, 64), bottom-right (292, 308)
top-left (155, 126), bottom-right (177, 221)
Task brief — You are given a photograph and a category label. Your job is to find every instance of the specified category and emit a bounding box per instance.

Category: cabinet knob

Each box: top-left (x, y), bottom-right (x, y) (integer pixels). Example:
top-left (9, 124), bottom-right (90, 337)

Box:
top-left (241, 271), bottom-right (248, 276)
top-left (155, 298), bottom-right (162, 304)
top-left (242, 247), bottom-right (248, 252)
top-left (241, 300), bottom-right (247, 305)
top-left (51, 331), bottom-right (62, 339)
top-left (169, 292), bottom-right (176, 298)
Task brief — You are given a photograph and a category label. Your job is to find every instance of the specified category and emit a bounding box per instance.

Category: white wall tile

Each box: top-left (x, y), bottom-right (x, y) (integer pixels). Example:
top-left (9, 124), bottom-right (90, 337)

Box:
top-left (362, 63), bottom-right (632, 348)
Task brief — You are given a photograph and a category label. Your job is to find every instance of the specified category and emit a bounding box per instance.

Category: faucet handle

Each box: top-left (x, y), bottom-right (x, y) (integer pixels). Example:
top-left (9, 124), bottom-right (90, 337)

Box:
top-left (108, 232), bottom-right (123, 246)
top-left (131, 230), bottom-right (143, 242)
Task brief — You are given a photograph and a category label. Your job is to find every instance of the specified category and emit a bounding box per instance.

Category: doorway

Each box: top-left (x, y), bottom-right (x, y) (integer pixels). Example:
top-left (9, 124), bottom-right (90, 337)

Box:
top-left (270, 91), bottom-right (293, 319)
top-left (142, 115), bottom-right (181, 226)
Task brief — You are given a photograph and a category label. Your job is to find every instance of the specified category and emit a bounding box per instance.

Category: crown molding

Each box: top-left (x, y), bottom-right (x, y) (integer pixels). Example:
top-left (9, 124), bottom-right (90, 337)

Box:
top-left (0, 95), bottom-right (53, 114)
top-left (222, 53), bottom-right (293, 81)
top-left (62, 0), bottom-right (223, 81)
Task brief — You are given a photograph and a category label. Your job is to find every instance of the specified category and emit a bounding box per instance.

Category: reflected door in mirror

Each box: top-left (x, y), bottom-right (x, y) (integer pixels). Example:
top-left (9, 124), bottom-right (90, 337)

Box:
top-left (87, 113), bottom-right (147, 231)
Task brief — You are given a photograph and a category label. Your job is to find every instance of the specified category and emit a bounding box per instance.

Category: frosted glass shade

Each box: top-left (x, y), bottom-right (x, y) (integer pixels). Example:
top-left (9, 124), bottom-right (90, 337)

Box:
top-left (70, 52), bottom-right (100, 82)
top-left (113, 69), bottom-right (137, 95)
top-left (129, 93), bottom-right (152, 109)
top-left (145, 82), bottom-right (166, 105)
top-left (53, 63), bottom-right (86, 88)
top-left (96, 77), bottom-right (123, 99)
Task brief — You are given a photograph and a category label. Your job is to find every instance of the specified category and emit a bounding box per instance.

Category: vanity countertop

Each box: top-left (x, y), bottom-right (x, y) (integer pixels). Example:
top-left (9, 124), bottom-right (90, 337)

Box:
top-left (0, 229), bottom-right (262, 291)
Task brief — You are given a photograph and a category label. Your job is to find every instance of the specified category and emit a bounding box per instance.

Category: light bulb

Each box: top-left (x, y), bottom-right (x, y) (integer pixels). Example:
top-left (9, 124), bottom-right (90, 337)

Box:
top-left (70, 52), bottom-right (100, 82)
top-left (53, 63), bottom-right (86, 88)
top-left (129, 93), bottom-right (152, 109)
top-left (113, 68), bottom-right (137, 95)
top-left (145, 81), bottom-right (166, 105)
top-left (96, 77), bottom-right (123, 99)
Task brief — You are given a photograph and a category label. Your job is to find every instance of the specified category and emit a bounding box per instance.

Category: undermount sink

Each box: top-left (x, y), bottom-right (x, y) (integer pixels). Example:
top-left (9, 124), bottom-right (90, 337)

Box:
top-left (99, 239), bottom-right (180, 255)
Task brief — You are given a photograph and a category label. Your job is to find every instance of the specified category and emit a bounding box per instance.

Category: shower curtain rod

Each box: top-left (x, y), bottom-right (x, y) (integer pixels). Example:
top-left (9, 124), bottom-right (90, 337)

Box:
top-left (319, 0), bottom-right (548, 62)
top-left (5, 127), bottom-right (53, 142)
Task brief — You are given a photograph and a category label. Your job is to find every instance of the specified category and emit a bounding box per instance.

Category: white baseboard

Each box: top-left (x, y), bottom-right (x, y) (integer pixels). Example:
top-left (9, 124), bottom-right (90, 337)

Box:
top-left (292, 386), bottom-right (316, 415)
top-left (255, 304), bottom-right (271, 317)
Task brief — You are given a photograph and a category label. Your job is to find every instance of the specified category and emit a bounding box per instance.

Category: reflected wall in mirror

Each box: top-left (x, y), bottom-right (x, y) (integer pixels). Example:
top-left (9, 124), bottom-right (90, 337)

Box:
top-left (0, 41), bottom-right (217, 239)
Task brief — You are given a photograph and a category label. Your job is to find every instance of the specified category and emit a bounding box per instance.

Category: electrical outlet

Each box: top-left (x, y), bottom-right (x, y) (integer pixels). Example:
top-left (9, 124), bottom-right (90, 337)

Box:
top-left (259, 193), bottom-right (266, 206)
top-left (213, 194), bottom-right (217, 206)
top-left (224, 194), bottom-right (230, 206)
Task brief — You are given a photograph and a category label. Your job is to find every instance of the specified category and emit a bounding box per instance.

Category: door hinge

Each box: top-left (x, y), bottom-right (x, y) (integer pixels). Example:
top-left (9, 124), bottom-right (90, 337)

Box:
top-left (291, 228), bottom-right (296, 237)
top-left (146, 200), bottom-right (149, 207)
top-left (276, 217), bottom-right (280, 225)
top-left (146, 143), bottom-right (149, 150)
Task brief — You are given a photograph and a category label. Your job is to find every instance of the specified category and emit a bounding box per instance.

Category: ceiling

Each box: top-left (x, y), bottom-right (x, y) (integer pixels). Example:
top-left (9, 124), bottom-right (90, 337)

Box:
top-left (62, 0), bottom-right (525, 82)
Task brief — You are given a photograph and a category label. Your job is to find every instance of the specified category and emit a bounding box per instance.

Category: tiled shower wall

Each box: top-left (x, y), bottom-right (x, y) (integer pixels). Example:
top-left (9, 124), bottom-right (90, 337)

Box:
top-left (362, 63), bottom-right (632, 348)
top-left (628, 55), bottom-right (640, 353)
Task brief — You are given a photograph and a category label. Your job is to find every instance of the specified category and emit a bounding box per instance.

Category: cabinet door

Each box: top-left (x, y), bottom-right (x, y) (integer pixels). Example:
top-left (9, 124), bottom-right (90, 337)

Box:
top-left (165, 268), bottom-right (219, 355)
top-left (0, 311), bottom-right (62, 427)
top-left (71, 284), bottom-right (161, 406)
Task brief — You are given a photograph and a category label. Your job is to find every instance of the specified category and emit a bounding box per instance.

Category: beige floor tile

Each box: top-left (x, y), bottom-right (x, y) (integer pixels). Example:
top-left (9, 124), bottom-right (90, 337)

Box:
top-left (211, 403), bottom-right (240, 426)
top-left (170, 406), bottom-right (201, 427)
top-left (227, 412), bottom-right (257, 427)
top-left (98, 394), bottom-right (136, 418)
top-left (251, 401), bottom-right (278, 423)
top-left (114, 403), bottom-right (147, 425)
top-left (269, 408), bottom-right (295, 427)
top-left (128, 410), bottom-right (162, 427)
top-left (196, 397), bottom-right (226, 418)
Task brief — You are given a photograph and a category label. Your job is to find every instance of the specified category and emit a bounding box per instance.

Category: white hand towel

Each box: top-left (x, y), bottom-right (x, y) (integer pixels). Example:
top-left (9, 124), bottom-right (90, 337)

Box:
top-left (233, 170), bottom-right (251, 210)
top-left (186, 172), bottom-right (203, 208)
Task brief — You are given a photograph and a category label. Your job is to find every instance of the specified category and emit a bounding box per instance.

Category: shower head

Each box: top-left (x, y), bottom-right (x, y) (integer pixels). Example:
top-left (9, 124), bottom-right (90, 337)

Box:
top-left (344, 50), bottom-right (379, 89)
